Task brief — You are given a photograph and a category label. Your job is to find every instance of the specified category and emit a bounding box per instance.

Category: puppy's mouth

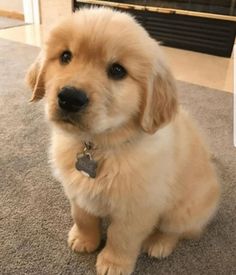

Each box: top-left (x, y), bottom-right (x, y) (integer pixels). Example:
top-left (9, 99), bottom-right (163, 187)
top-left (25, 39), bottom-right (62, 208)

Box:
top-left (58, 110), bottom-right (81, 124)
top-left (61, 116), bottom-right (76, 125)
top-left (55, 107), bottom-right (90, 130)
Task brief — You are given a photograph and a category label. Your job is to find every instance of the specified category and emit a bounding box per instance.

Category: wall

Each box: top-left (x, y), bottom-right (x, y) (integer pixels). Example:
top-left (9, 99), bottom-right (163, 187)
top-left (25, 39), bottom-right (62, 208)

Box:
top-left (40, 0), bottom-right (72, 31)
top-left (0, 0), bottom-right (23, 13)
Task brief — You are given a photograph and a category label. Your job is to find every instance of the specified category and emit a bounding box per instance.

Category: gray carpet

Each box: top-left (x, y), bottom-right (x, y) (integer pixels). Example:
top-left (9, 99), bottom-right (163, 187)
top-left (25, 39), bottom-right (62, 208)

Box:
top-left (0, 38), bottom-right (235, 275)
top-left (0, 16), bottom-right (25, 29)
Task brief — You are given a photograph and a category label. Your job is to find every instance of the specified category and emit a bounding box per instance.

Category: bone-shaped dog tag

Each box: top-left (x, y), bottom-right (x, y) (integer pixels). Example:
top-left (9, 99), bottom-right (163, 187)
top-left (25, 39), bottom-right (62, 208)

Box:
top-left (75, 154), bottom-right (97, 179)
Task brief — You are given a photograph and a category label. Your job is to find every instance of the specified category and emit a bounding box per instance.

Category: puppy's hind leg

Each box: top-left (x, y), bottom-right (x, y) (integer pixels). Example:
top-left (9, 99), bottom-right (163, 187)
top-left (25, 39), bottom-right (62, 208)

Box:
top-left (143, 179), bottom-right (219, 259)
top-left (142, 229), bottom-right (179, 258)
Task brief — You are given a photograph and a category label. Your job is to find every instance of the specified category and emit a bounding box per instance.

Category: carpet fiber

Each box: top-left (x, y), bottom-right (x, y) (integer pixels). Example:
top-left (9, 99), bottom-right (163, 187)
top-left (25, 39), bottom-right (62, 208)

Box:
top-left (0, 16), bottom-right (25, 29)
top-left (0, 38), bottom-right (235, 275)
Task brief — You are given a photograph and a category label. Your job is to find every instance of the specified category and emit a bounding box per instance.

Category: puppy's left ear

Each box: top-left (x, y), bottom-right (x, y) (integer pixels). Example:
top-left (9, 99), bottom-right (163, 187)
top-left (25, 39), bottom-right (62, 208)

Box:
top-left (25, 52), bottom-right (46, 102)
top-left (140, 57), bottom-right (178, 134)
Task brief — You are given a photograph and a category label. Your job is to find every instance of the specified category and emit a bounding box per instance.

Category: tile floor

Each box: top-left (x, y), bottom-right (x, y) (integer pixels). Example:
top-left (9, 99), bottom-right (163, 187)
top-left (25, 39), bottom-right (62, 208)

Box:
top-left (0, 23), bottom-right (233, 93)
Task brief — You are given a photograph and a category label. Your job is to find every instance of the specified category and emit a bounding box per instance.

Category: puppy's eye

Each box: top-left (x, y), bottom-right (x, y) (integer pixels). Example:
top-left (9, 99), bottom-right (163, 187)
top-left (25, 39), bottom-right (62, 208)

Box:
top-left (107, 63), bottom-right (127, 80)
top-left (60, 50), bottom-right (72, 65)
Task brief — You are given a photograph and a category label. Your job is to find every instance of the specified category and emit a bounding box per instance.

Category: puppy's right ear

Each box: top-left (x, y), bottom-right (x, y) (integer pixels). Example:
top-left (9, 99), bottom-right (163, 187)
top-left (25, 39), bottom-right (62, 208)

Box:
top-left (25, 52), bottom-right (46, 102)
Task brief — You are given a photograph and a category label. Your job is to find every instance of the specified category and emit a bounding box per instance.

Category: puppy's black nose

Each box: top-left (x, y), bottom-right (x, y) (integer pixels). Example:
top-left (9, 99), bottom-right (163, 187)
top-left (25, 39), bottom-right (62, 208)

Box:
top-left (58, 86), bottom-right (89, 112)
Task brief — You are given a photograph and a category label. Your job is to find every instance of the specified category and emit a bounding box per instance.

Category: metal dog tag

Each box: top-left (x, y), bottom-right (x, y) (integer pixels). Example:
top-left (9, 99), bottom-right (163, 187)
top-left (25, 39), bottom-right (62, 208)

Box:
top-left (75, 153), bottom-right (98, 179)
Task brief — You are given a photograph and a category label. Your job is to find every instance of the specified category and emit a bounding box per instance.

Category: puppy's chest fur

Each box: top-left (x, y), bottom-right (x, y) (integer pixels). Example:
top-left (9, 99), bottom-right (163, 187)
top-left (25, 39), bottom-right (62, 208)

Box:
top-left (50, 129), bottom-right (172, 216)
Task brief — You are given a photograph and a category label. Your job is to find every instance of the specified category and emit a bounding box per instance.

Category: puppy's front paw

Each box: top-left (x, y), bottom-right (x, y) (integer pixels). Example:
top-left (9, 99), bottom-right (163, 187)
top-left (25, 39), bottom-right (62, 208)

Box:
top-left (96, 249), bottom-right (134, 275)
top-left (68, 223), bottom-right (100, 253)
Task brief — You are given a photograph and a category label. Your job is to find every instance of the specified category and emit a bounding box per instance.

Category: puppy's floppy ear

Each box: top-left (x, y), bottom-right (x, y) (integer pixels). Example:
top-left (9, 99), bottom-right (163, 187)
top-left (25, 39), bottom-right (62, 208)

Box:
top-left (25, 52), bottom-right (46, 102)
top-left (140, 57), bottom-right (178, 134)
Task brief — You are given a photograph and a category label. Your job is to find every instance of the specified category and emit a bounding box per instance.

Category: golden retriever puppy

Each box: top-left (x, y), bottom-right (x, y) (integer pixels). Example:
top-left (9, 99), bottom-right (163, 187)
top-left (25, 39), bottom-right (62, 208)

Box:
top-left (26, 7), bottom-right (220, 275)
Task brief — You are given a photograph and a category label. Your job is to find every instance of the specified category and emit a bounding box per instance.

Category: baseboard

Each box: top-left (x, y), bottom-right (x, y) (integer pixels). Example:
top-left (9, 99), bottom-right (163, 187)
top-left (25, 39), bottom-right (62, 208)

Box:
top-left (0, 9), bottom-right (24, 21)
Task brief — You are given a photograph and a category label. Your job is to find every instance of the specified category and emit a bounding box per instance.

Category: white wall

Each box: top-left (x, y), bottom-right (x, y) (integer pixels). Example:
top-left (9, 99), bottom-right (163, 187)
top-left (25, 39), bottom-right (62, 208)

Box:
top-left (40, 0), bottom-right (72, 31)
top-left (0, 0), bottom-right (23, 13)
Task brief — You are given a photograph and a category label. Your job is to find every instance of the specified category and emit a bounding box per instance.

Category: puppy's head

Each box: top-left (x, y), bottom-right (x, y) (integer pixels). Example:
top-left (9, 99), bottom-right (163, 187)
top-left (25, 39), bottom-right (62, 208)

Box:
top-left (26, 8), bottom-right (177, 138)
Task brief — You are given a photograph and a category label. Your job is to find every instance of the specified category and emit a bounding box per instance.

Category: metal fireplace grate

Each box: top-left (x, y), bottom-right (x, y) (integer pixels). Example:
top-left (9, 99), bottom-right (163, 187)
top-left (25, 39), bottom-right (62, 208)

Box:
top-left (73, 1), bottom-right (236, 57)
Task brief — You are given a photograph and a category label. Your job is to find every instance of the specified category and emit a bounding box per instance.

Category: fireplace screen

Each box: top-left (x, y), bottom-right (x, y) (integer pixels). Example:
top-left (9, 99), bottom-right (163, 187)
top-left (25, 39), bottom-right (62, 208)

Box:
top-left (107, 0), bottom-right (236, 16)
top-left (74, 1), bottom-right (236, 57)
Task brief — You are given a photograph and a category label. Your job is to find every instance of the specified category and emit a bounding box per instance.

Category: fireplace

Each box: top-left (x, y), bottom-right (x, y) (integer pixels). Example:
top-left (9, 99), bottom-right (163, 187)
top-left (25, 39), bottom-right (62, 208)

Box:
top-left (73, 0), bottom-right (236, 57)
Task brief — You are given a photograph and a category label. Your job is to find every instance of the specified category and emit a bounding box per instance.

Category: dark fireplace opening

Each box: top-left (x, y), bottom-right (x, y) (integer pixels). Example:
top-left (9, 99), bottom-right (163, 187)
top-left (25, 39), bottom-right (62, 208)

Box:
top-left (108, 1), bottom-right (236, 16)
top-left (74, 1), bottom-right (236, 57)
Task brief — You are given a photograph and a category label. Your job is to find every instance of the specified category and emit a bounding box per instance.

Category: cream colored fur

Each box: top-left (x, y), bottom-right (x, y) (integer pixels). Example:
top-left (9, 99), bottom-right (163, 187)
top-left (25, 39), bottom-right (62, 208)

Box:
top-left (26, 8), bottom-right (220, 275)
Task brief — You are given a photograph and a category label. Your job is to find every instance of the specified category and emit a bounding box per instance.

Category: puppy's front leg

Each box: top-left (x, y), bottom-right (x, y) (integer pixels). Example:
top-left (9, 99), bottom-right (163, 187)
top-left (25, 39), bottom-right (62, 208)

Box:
top-left (96, 215), bottom-right (155, 275)
top-left (68, 201), bottom-right (101, 253)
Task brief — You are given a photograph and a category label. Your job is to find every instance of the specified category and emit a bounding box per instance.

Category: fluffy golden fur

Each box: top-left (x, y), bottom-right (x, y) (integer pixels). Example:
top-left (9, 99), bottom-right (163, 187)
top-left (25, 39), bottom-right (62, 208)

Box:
top-left (26, 8), bottom-right (220, 275)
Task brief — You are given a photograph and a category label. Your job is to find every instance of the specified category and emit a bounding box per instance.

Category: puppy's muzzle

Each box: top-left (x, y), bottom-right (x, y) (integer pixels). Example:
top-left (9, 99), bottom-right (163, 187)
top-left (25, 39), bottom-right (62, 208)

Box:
top-left (58, 86), bottom-right (89, 112)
